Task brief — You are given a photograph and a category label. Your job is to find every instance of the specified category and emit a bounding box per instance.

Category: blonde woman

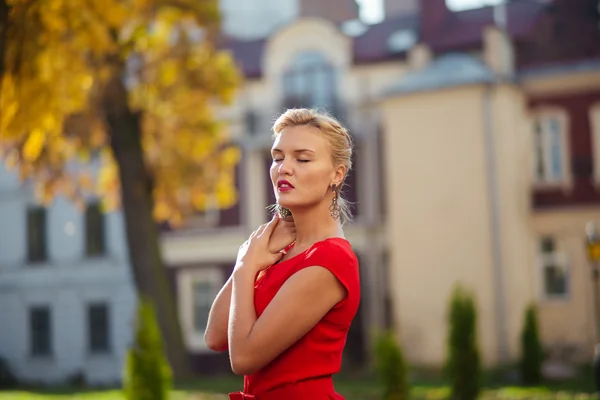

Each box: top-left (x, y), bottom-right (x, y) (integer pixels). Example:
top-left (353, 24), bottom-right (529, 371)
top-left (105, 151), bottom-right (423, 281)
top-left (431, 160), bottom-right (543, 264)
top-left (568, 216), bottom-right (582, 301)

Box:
top-left (205, 109), bottom-right (360, 399)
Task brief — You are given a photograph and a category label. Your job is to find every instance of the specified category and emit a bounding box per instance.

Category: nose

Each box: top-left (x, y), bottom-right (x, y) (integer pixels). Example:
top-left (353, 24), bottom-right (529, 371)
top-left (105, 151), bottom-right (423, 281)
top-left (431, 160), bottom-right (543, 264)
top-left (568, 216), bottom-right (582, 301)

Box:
top-left (277, 158), bottom-right (293, 176)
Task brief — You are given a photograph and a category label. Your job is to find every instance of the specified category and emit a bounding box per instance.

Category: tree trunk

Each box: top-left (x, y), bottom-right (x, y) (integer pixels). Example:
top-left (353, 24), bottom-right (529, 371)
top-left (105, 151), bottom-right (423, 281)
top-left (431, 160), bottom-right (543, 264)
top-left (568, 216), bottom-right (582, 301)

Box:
top-left (0, 0), bottom-right (9, 78)
top-left (104, 76), bottom-right (192, 381)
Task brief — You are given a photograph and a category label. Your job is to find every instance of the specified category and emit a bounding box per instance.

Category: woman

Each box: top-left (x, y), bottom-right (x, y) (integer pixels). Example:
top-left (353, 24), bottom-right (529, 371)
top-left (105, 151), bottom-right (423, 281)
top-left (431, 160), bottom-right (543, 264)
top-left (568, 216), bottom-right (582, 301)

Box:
top-left (205, 108), bottom-right (360, 399)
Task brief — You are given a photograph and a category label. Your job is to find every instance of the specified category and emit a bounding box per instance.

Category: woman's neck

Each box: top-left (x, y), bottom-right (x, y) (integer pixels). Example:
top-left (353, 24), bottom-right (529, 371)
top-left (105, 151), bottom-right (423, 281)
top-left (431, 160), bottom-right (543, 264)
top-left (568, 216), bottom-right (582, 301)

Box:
top-left (288, 201), bottom-right (344, 248)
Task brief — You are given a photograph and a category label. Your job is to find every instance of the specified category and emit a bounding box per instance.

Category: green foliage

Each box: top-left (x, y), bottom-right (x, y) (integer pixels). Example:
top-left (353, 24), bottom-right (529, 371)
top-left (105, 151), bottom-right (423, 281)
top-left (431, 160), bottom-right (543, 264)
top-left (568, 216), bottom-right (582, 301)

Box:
top-left (445, 285), bottom-right (481, 400)
top-left (374, 330), bottom-right (410, 400)
top-left (520, 304), bottom-right (544, 385)
top-left (124, 298), bottom-right (172, 400)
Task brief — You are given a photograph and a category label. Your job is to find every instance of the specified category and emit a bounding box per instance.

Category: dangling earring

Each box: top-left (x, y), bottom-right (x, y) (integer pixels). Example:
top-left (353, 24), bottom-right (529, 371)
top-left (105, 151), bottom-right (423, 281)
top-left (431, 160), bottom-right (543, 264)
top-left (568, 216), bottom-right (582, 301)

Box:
top-left (277, 205), bottom-right (292, 218)
top-left (329, 184), bottom-right (341, 220)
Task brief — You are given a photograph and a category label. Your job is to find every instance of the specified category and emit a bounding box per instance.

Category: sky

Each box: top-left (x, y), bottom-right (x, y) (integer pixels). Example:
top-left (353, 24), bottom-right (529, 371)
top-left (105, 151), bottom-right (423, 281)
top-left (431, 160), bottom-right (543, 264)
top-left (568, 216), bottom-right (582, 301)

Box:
top-left (357, 0), bottom-right (505, 24)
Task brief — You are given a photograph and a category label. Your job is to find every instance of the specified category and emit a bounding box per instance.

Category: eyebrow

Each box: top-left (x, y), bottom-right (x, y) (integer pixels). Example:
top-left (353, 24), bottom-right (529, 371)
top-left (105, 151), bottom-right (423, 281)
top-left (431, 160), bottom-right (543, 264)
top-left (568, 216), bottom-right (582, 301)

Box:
top-left (271, 148), bottom-right (315, 154)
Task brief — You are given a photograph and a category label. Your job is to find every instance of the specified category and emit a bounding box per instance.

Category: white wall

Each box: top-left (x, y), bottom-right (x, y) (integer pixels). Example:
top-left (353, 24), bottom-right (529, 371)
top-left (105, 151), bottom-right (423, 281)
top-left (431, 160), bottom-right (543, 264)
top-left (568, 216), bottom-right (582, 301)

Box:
top-left (0, 164), bottom-right (136, 385)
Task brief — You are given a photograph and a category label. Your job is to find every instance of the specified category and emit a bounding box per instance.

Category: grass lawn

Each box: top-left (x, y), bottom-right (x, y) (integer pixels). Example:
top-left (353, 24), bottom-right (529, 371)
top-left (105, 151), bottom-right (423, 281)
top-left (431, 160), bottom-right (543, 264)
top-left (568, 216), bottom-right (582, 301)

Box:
top-left (0, 372), bottom-right (596, 400)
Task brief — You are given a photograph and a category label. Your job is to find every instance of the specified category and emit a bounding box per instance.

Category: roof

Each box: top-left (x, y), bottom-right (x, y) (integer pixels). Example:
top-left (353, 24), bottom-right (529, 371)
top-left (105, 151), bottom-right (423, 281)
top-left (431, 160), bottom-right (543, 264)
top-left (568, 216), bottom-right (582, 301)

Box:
top-left (518, 58), bottom-right (600, 79)
top-left (385, 53), bottom-right (496, 96)
top-left (352, 13), bottom-right (420, 64)
top-left (426, 0), bottom-right (545, 52)
top-left (218, 37), bottom-right (266, 78)
top-left (218, 0), bottom-right (546, 78)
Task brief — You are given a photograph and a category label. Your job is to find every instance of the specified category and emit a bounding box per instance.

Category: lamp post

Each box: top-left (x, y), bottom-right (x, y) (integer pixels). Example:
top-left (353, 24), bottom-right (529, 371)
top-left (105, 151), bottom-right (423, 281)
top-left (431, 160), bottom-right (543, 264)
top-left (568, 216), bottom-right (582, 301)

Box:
top-left (586, 221), bottom-right (600, 393)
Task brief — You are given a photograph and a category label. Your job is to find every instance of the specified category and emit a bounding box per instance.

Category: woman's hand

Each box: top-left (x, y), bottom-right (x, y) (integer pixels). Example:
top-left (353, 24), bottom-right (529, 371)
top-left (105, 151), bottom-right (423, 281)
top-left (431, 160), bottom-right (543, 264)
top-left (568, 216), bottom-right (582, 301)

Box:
top-left (236, 215), bottom-right (286, 274)
top-left (268, 215), bottom-right (296, 254)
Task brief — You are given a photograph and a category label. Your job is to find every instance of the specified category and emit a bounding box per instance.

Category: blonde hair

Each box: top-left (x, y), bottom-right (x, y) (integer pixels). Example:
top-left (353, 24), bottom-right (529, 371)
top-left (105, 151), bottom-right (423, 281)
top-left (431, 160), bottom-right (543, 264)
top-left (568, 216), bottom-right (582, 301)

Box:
top-left (271, 108), bottom-right (354, 225)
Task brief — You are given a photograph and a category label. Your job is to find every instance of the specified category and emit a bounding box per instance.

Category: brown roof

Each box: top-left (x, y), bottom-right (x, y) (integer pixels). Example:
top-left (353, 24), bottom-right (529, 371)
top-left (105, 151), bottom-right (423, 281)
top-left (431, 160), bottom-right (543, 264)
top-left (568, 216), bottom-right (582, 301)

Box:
top-left (353, 14), bottom-right (420, 64)
top-left (426, 0), bottom-right (545, 52)
top-left (218, 37), bottom-right (266, 78)
top-left (218, 0), bottom-right (548, 78)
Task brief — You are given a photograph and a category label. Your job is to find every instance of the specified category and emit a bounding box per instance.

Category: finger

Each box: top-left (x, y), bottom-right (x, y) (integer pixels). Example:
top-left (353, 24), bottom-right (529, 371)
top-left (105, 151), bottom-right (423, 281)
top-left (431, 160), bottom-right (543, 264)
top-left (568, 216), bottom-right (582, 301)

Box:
top-left (270, 252), bottom-right (284, 264)
top-left (259, 214), bottom-right (280, 239)
top-left (265, 214), bottom-right (280, 235)
top-left (251, 222), bottom-right (269, 238)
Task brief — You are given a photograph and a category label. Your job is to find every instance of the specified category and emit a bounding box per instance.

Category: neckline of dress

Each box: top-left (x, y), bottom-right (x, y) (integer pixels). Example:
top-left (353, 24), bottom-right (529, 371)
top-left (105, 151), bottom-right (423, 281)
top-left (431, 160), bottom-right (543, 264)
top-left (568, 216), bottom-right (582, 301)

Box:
top-left (275, 237), bottom-right (350, 267)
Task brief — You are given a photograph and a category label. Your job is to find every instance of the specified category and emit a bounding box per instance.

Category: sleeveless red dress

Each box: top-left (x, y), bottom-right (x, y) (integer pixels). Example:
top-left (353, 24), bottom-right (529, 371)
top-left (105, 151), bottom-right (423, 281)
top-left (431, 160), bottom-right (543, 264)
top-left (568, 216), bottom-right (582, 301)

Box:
top-left (228, 237), bottom-right (361, 400)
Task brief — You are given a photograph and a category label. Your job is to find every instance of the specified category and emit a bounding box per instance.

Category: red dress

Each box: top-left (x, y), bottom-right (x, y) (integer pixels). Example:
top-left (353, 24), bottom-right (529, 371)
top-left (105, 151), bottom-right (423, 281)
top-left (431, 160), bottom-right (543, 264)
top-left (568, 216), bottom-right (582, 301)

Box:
top-left (229, 237), bottom-right (361, 400)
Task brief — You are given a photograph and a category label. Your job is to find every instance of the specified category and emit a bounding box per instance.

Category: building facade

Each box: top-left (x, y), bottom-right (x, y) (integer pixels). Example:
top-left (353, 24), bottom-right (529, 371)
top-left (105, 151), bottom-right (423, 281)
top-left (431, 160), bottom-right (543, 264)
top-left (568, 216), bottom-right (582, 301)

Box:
top-left (380, 0), bottom-right (600, 367)
top-left (0, 163), bottom-right (136, 385)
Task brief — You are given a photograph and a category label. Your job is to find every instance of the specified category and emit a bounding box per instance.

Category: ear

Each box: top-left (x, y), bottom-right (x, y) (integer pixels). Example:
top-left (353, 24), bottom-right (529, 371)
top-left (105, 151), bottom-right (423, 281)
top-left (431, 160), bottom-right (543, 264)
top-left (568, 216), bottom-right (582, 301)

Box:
top-left (331, 164), bottom-right (347, 187)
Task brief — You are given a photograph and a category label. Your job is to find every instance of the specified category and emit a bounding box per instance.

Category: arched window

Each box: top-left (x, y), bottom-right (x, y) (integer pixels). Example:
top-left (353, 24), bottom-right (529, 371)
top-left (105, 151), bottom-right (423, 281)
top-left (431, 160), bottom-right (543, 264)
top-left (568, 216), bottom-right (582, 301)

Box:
top-left (282, 51), bottom-right (338, 112)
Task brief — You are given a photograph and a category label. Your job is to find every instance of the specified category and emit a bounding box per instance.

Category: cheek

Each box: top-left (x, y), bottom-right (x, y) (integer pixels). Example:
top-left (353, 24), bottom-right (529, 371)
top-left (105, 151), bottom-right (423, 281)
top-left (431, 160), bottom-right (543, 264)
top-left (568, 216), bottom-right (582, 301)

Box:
top-left (269, 163), bottom-right (277, 183)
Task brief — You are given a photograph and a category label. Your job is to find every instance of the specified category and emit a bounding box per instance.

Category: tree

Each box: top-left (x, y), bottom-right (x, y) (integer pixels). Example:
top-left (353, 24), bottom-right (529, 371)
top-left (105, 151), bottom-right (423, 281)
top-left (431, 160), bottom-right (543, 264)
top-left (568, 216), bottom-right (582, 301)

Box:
top-left (0, 0), bottom-right (240, 379)
top-left (374, 330), bottom-right (410, 400)
top-left (520, 304), bottom-right (544, 385)
top-left (124, 298), bottom-right (172, 400)
top-left (445, 285), bottom-right (481, 400)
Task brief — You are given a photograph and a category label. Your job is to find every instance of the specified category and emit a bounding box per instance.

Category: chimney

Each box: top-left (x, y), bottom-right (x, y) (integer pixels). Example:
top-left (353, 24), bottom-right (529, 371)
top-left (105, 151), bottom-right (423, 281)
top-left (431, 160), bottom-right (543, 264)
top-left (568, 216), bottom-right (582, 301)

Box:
top-left (420, 0), bottom-right (450, 43)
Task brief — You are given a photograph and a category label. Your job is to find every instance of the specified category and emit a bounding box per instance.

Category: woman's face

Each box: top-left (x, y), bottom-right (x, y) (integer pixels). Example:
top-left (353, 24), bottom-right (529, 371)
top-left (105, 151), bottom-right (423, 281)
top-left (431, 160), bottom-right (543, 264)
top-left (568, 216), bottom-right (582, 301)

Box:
top-left (270, 125), bottom-right (344, 211)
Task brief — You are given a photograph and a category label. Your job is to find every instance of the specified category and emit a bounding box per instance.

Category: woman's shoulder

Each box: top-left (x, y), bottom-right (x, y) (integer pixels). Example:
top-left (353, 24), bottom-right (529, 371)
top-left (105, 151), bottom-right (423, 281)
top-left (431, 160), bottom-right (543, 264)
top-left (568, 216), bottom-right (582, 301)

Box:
top-left (300, 238), bottom-right (359, 273)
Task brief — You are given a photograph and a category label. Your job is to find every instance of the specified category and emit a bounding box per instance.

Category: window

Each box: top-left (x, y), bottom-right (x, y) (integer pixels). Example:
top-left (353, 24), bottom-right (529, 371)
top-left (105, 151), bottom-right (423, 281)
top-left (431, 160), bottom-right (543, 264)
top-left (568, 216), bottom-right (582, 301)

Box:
top-left (27, 206), bottom-right (47, 263)
top-left (590, 104), bottom-right (600, 185)
top-left (539, 236), bottom-right (569, 300)
top-left (30, 305), bottom-right (52, 357)
top-left (88, 303), bottom-right (110, 354)
top-left (85, 202), bottom-right (105, 257)
top-left (177, 268), bottom-right (222, 351)
top-left (282, 52), bottom-right (339, 115)
top-left (245, 110), bottom-right (259, 136)
top-left (193, 281), bottom-right (213, 334)
top-left (532, 110), bottom-right (570, 186)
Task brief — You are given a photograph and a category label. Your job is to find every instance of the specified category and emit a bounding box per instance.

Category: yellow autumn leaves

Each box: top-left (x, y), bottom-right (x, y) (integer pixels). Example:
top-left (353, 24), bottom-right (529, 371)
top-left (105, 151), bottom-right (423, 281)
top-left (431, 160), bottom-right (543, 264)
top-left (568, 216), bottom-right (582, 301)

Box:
top-left (0, 0), bottom-right (241, 223)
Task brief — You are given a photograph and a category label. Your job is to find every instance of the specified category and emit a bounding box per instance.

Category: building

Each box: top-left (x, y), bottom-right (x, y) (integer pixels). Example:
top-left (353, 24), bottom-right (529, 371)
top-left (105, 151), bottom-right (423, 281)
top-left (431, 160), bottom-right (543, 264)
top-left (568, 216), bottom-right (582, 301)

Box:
top-left (0, 163), bottom-right (136, 385)
top-left (380, 0), bottom-right (600, 367)
top-left (166, 0), bottom-right (600, 372)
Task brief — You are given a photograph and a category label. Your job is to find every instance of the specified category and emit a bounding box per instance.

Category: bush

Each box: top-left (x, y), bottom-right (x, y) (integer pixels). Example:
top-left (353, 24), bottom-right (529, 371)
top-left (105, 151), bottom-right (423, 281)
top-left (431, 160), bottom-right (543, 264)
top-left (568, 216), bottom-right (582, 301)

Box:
top-left (520, 304), bottom-right (544, 385)
top-left (374, 330), bottom-right (410, 400)
top-left (445, 285), bottom-right (481, 400)
top-left (123, 297), bottom-right (172, 400)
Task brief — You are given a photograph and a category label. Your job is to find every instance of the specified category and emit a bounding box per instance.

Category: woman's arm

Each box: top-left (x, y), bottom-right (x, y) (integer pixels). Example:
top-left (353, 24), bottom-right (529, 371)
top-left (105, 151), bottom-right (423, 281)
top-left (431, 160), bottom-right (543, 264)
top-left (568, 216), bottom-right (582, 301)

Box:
top-left (204, 217), bottom-right (296, 352)
top-left (228, 265), bottom-right (346, 375)
top-left (204, 275), bottom-right (233, 352)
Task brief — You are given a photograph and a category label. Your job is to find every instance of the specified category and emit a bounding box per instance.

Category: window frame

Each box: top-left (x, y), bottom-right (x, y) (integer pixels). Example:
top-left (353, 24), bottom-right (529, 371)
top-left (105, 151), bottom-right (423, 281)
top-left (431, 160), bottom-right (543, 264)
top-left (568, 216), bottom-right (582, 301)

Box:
top-left (26, 206), bottom-right (48, 264)
top-left (85, 201), bottom-right (106, 258)
top-left (29, 305), bottom-right (52, 358)
top-left (87, 302), bottom-right (111, 355)
top-left (176, 267), bottom-right (223, 352)
top-left (530, 108), bottom-right (572, 189)
top-left (538, 237), bottom-right (570, 302)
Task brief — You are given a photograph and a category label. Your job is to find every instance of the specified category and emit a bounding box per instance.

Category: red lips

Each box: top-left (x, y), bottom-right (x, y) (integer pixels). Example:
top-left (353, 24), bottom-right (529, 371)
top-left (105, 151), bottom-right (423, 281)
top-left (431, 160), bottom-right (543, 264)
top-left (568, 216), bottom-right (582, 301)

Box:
top-left (277, 180), bottom-right (294, 191)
